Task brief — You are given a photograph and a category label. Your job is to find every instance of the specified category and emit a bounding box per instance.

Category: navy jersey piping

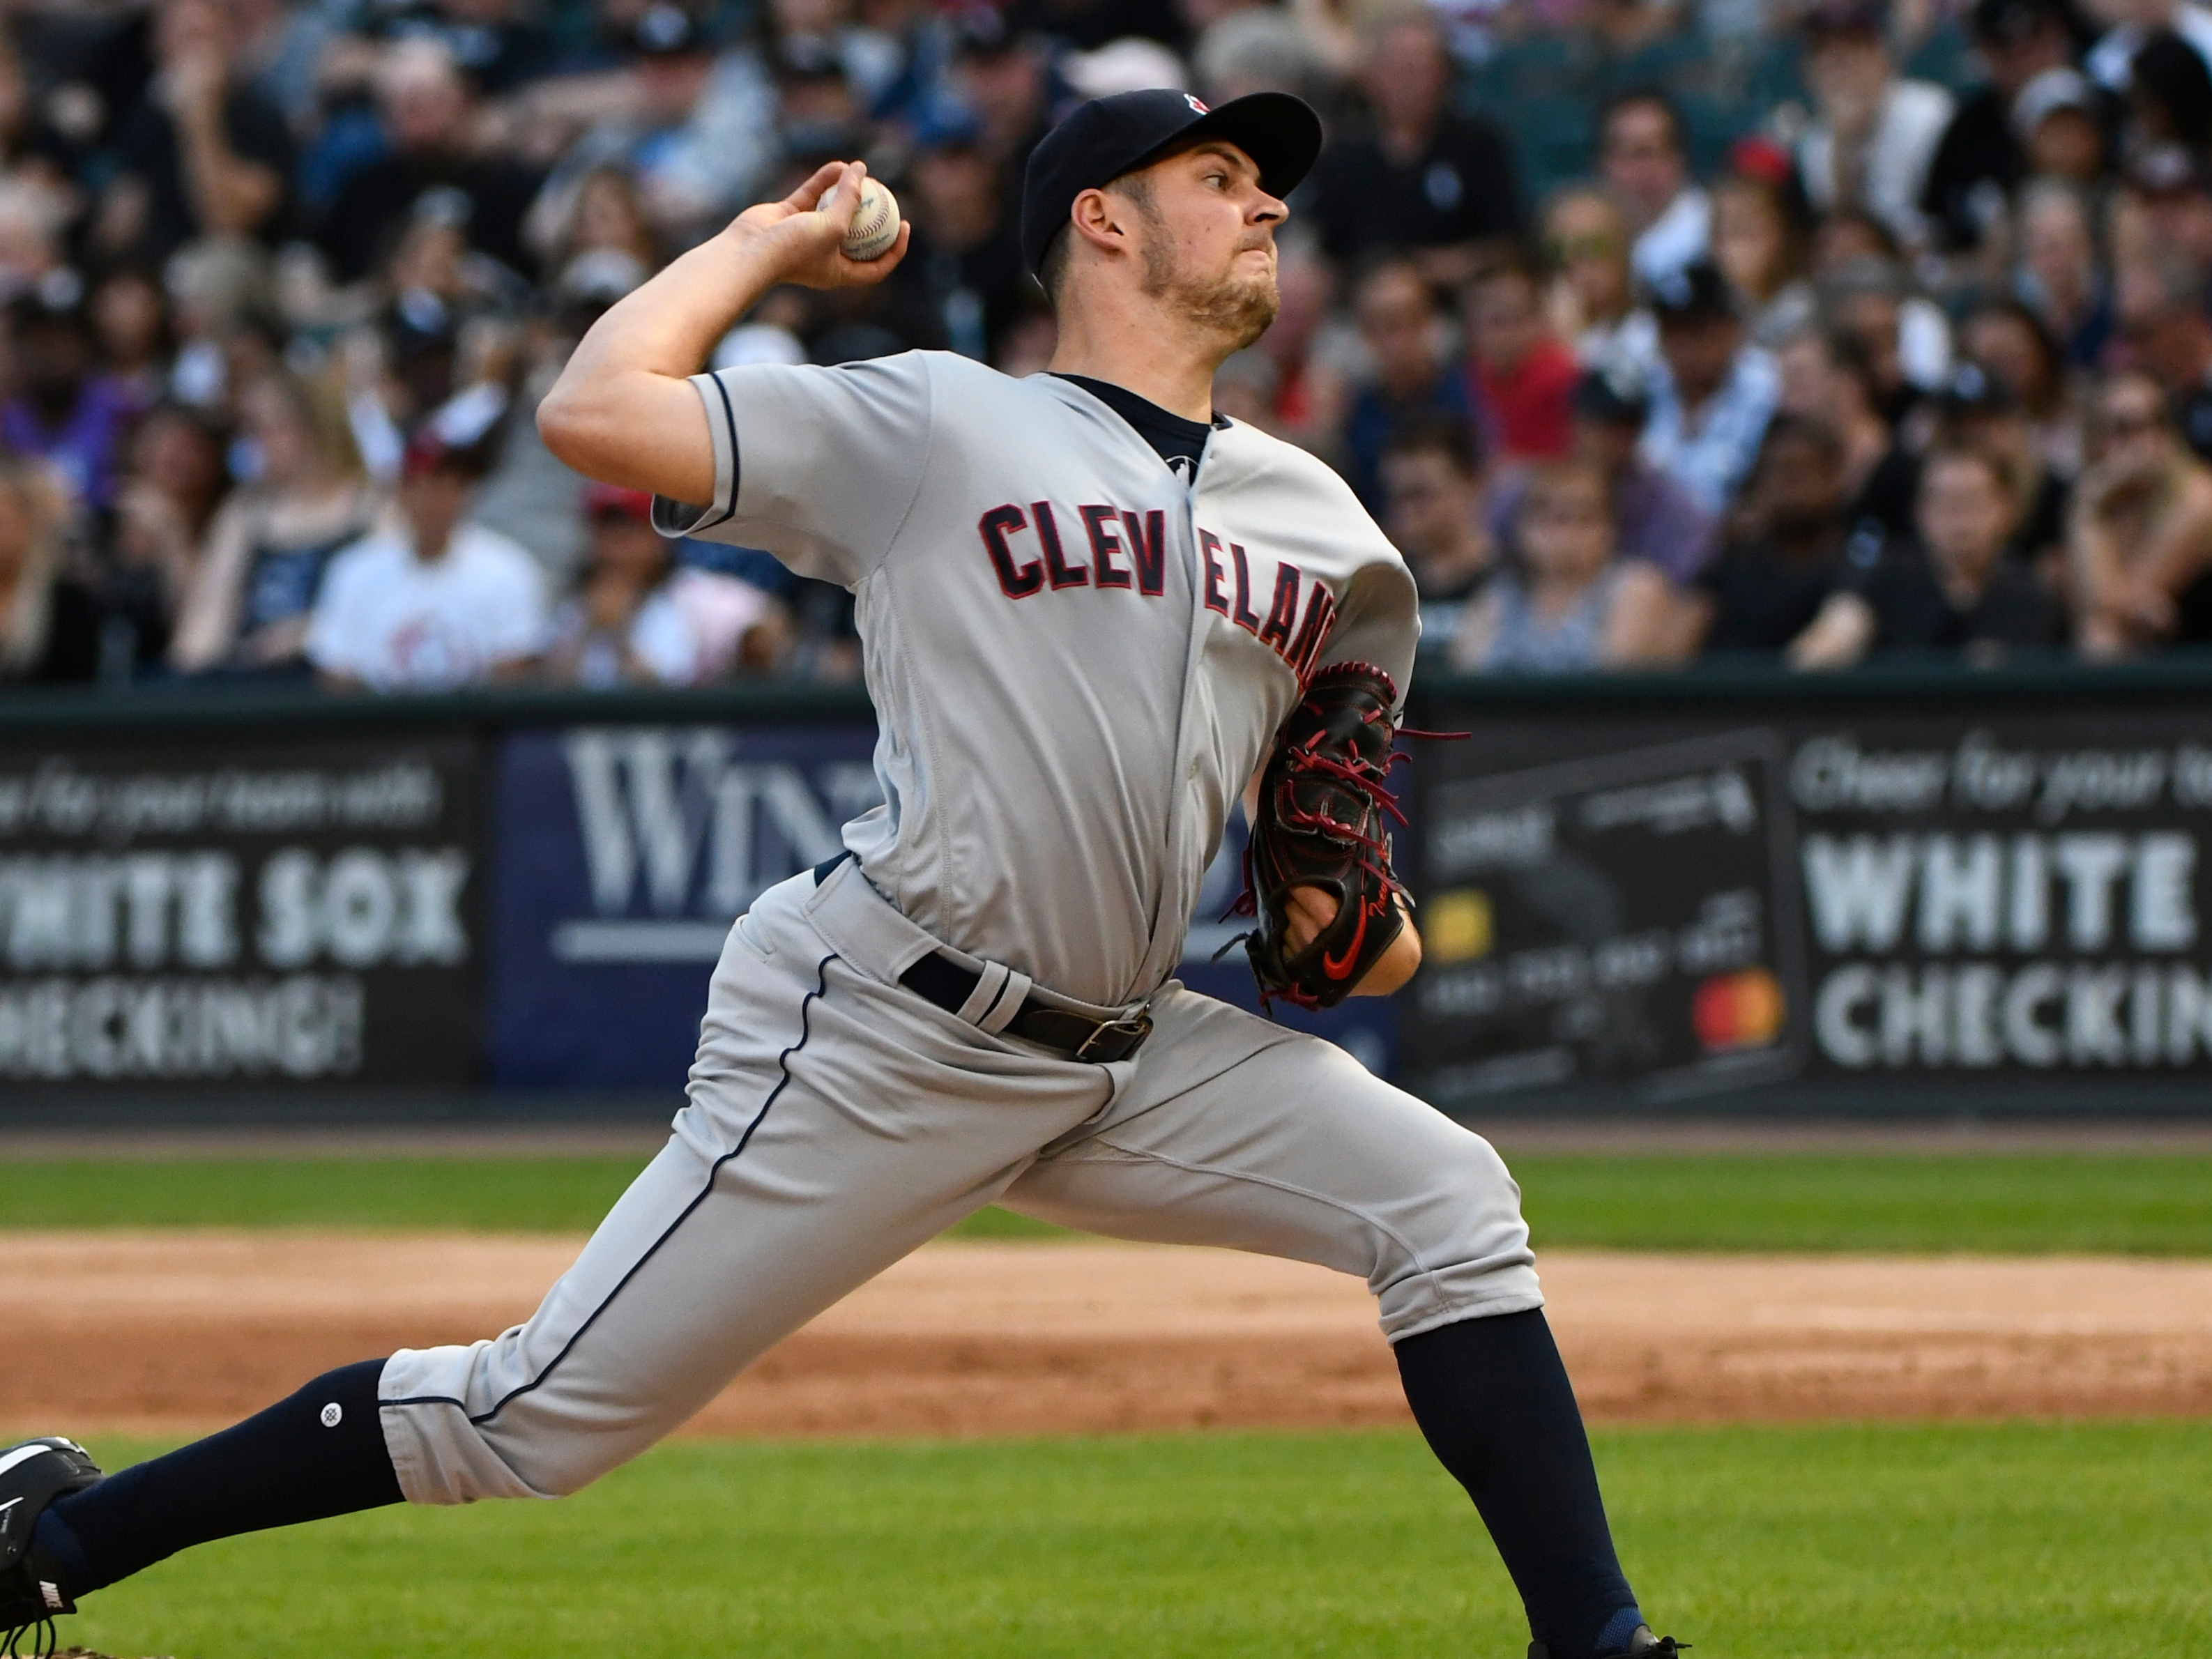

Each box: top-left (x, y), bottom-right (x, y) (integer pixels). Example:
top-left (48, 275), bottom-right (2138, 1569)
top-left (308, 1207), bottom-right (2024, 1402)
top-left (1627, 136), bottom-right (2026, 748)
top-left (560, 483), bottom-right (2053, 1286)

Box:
top-left (383, 952), bottom-right (837, 1427)
top-left (690, 372), bottom-right (744, 533)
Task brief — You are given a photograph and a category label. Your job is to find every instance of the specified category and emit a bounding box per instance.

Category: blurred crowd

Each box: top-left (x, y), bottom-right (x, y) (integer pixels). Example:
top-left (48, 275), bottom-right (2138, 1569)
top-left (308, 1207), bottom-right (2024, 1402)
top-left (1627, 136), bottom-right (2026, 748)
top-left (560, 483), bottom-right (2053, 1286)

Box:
top-left (3, 0), bottom-right (2212, 690)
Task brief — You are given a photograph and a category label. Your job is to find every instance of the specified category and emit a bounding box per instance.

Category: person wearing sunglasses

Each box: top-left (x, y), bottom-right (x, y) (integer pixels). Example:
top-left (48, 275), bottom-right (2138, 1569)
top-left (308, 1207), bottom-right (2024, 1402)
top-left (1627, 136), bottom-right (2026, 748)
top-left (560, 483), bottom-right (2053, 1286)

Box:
top-left (2068, 366), bottom-right (2212, 654)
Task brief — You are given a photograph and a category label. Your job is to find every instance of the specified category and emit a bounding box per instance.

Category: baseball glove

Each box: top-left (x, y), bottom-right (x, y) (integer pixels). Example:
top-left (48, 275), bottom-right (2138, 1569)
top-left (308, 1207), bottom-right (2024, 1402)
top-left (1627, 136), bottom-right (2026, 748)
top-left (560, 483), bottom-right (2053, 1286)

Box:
top-left (1233, 662), bottom-right (1410, 1009)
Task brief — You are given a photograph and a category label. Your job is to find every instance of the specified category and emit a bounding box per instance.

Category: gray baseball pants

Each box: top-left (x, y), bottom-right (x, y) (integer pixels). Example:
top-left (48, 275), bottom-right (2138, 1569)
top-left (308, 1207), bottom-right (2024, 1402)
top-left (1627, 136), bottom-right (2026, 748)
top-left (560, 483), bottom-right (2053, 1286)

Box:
top-left (377, 856), bottom-right (1543, 1504)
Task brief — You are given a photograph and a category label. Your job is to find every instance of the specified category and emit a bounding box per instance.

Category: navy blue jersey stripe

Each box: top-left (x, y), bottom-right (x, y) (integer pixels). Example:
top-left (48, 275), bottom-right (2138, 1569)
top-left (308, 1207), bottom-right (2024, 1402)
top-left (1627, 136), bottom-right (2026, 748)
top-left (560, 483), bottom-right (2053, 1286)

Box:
top-left (689, 372), bottom-right (744, 533)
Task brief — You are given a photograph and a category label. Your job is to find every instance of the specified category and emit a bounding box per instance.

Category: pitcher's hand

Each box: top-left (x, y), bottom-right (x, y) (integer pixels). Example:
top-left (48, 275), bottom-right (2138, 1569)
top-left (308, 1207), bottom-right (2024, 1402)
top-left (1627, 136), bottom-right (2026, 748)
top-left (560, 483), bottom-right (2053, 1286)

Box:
top-left (726, 161), bottom-right (910, 290)
top-left (1281, 887), bottom-right (1424, 997)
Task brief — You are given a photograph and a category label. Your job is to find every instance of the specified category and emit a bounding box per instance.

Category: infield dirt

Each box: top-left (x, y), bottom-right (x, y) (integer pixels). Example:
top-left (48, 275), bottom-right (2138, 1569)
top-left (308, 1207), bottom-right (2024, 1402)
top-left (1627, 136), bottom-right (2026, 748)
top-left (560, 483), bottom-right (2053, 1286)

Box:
top-left (8, 1233), bottom-right (2211, 1436)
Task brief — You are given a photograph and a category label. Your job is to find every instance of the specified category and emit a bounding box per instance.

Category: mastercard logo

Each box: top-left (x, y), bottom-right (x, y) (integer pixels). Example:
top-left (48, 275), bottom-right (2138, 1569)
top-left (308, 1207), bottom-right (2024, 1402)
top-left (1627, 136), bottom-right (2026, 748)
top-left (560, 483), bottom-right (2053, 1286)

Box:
top-left (1691, 969), bottom-right (1785, 1050)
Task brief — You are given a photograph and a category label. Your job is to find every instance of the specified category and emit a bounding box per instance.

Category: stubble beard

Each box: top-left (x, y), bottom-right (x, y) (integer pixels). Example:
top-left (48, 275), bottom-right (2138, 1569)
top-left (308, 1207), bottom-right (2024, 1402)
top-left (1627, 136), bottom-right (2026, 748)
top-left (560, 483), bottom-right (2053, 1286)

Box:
top-left (1142, 238), bottom-right (1280, 354)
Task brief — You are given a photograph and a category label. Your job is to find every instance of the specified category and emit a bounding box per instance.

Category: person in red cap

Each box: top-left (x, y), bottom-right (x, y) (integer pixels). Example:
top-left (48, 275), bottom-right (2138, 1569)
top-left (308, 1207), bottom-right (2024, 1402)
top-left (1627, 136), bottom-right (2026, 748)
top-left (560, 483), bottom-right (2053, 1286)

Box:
top-left (541, 482), bottom-right (781, 685)
top-left (540, 482), bottom-right (699, 686)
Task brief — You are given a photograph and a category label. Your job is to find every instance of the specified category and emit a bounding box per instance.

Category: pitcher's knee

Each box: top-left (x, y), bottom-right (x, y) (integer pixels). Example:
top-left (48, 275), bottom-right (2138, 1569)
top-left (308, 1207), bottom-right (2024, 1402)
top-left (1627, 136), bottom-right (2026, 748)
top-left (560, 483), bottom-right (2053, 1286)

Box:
top-left (1372, 1126), bottom-right (1543, 1342)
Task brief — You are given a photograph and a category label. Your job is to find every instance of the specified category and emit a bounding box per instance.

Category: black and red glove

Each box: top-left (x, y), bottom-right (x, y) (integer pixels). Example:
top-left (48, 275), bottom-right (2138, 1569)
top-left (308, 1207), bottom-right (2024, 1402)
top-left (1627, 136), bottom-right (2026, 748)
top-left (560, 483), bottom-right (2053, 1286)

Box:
top-left (1236, 663), bottom-right (1409, 1009)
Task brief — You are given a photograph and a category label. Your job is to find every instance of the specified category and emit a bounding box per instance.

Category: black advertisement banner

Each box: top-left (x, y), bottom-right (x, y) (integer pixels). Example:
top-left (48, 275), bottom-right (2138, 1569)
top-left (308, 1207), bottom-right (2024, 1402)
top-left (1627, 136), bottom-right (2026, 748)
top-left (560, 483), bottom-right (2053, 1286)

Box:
top-left (0, 731), bottom-right (485, 1087)
top-left (1405, 700), bottom-right (2212, 1111)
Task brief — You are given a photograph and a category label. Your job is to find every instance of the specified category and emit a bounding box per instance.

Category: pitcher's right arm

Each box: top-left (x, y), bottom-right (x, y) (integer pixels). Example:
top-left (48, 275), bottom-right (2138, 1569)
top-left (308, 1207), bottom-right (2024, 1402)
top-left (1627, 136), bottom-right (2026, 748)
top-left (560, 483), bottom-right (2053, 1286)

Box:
top-left (536, 161), bottom-right (910, 507)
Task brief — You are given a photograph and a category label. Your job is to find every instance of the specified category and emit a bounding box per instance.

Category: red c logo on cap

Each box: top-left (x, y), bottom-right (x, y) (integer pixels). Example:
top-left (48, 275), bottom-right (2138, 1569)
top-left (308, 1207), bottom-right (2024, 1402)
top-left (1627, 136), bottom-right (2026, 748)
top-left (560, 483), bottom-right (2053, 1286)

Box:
top-left (1186, 94), bottom-right (1209, 113)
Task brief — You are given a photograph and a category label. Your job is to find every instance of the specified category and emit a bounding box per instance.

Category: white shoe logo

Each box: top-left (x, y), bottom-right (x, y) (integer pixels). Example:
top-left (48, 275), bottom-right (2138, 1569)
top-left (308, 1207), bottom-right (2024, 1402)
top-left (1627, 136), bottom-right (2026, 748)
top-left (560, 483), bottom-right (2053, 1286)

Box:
top-left (0, 1496), bottom-right (20, 1538)
top-left (40, 1580), bottom-right (63, 1610)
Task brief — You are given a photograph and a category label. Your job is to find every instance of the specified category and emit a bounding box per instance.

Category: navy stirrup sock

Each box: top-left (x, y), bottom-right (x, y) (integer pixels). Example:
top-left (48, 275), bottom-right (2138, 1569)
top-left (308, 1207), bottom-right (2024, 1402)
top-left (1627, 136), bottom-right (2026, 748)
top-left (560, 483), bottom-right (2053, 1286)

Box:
top-left (1395, 1309), bottom-right (1640, 1659)
top-left (40, 1360), bottom-right (404, 1596)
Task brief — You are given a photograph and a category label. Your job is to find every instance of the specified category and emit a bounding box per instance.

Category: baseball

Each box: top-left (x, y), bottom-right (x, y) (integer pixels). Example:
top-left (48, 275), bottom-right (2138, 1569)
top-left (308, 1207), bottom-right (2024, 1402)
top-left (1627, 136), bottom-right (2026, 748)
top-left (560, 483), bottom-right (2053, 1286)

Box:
top-left (841, 177), bottom-right (900, 261)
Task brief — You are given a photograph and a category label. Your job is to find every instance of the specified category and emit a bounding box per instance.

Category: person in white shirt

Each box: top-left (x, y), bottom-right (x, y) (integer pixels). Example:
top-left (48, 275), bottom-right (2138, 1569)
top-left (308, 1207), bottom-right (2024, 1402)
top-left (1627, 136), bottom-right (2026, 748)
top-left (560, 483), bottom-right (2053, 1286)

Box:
top-left (307, 427), bottom-right (548, 691)
top-left (541, 484), bottom-right (711, 687)
top-left (1598, 90), bottom-right (1711, 293)
top-left (1794, 0), bottom-right (1956, 250)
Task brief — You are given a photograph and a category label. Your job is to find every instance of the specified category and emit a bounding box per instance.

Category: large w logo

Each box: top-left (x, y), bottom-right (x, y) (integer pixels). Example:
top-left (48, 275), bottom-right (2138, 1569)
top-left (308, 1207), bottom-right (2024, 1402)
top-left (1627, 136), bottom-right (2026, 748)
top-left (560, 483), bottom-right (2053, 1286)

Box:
top-left (554, 728), bottom-right (881, 962)
top-left (565, 728), bottom-right (725, 915)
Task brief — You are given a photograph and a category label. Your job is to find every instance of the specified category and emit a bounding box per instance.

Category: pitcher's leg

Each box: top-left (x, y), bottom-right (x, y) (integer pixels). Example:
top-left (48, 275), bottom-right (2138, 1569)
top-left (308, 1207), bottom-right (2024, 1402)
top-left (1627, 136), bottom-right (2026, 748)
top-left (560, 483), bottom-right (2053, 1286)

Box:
top-left (1002, 990), bottom-right (1656, 1659)
top-left (1005, 992), bottom-right (1539, 1337)
top-left (383, 954), bottom-right (1109, 1505)
top-left (25, 910), bottom-right (1111, 1620)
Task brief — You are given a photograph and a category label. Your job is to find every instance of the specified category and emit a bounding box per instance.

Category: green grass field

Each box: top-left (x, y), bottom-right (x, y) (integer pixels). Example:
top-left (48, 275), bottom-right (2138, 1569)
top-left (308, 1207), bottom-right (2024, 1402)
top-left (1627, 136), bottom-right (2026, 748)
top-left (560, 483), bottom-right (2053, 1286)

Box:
top-left (42, 1423), bottom-right (2211, 1659)
top-left (3, 1151), bottom-right (2208, 1253)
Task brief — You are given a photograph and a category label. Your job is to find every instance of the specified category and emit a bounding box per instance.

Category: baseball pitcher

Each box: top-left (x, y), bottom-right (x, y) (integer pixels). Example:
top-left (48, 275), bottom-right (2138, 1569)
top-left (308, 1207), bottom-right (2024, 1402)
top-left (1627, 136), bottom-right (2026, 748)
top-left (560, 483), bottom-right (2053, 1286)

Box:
top-left (2, 90), bottom-right (1681, 1659)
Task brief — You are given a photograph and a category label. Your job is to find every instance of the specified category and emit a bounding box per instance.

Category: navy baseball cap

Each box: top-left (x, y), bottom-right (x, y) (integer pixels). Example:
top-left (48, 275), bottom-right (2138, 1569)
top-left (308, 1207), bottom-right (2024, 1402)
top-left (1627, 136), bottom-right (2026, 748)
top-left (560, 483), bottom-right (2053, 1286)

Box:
top-left (1020, 87), bottom-right (1323, 276)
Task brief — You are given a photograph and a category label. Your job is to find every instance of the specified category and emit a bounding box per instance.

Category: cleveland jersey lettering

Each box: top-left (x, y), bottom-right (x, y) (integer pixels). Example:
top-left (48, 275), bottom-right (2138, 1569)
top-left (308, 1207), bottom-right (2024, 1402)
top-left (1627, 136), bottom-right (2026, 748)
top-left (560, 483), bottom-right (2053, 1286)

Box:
top-left (977, 505), bottom-right (1337, 681)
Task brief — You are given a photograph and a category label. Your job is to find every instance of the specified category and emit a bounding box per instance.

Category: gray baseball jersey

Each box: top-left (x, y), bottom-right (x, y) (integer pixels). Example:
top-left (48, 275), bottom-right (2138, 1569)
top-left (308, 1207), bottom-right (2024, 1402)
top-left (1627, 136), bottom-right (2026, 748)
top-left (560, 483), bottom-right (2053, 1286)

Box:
top-left (375, 356), bottom-right (1539, 1506)
top-left (652, 353), bottom-right (1419, 1007)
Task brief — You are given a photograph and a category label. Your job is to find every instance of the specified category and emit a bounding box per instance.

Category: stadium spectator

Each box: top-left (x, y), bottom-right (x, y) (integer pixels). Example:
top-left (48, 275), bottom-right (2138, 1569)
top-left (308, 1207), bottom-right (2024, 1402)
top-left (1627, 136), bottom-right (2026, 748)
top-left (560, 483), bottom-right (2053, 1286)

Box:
top-left (86, 268), bottom-right (174, 415)
top-left (0, 33), bottom-right (83, 217)
top-left (1489, 362), bottom-right (1718, 585)
top-left (531, 4), bottom-right (778, 254)
top-left (1711, 162), bottom-right (1815, 347)
top-left (1921, 0), bottom-right (2089, 252)
top-left (2086, 0), bottom-right (2212, 89)
top-left (1453, 457), bottom-right (1684, 671)
top-left (1774, 326), bottom-right (1920, 538)
top-left (316, 40), bottom-right (544, 284)
top-left (2014, 69), bottom-right (2107, 186)
top-left (0, 461), bottom-right (94, 683)
top-left (1598, 89), bottom-right (1709, 292)
top-left (1821, 253), bottom-right (1953, 411)
top-left (1934, 363), bottom-right (2072, 574)
top-left (1309, 8), bottom-right (1524, 285)
top-left (2116, 253), bottom-right (2212, 461)
top-left (2068, 367), bottom-right (2212, 653)
top-left (1541, 186), bottom-right (1652, 368)
top-left (947, 7), bottom-right (1056, 180)
top-left (902, 114), bottom-right (1030, 362)
top-left (305, 418), bottom-right (545, 690)
top-left (1799, 445), bottom-right (2064, 664)
top-left (93, 0), bottom-right (296, 266)
top-left (1796, 0), bottom-right (1956, 250)
top-left (1, 292), bottom-right (135, 510)
top-left (1339, 260), bottom-right (1476, 512)
top-left (2015, 177), bottom-right (2110, 366)
top-left (1959, 296), bottom-right (2084, 474)
top-left (2123, 27), bottom-right (2212, 153)
top-left (1640, 259), bottom-right (1778, 517)
top-left (1686, 414), bottom-right (1859, 660)
top-left (540, 484), bottom-right (708, 687)
top-left (93, 404), bottom-right (232, 675)
top-left (1381, 415), bottom-right (1495, 655)
top-left (1464, 258), bottom-right (1578, 462)
top-left (1246, 243), bottom-right (1349, 452)
top-left (121, 403), bottom-right (229, 559)
top-left (174, 371), bottom-right (386, 675)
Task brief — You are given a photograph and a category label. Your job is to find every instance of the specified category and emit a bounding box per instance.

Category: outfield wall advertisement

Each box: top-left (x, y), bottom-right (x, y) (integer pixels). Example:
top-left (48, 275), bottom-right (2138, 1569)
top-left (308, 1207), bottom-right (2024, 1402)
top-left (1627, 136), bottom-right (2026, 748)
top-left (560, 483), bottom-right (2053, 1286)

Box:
top-left (0, 734), bottom-right (483, 1085)
top-left (1403, 701), bottom-right (2212, 1111)
top-left (8, 677), bottom-right (2211, 1113)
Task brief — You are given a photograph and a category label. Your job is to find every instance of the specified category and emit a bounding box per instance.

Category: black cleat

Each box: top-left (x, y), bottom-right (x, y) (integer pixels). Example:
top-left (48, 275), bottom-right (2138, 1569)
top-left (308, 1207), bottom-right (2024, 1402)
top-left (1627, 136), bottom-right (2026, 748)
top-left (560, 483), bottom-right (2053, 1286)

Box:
top-left (1530, 1628), bottom-right (1691, 1659)
top-left (0, 1437), bottom-right (101, 1656)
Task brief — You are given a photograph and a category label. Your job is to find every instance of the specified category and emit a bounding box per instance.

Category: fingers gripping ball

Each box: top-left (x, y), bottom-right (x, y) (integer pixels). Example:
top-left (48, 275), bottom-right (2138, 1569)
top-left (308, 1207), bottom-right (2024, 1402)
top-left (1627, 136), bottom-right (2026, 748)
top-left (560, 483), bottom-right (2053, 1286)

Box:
top-left (841, 178), bottom-right (901, 261)
top-left (1240, 664), bottom-right (1410, 1009)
